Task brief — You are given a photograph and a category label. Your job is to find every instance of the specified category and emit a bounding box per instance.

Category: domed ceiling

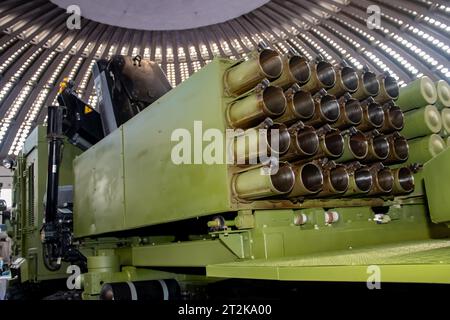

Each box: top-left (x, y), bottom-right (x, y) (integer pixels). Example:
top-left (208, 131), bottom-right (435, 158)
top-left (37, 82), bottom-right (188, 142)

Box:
top-left (0, 0), bottom-right (448, 157)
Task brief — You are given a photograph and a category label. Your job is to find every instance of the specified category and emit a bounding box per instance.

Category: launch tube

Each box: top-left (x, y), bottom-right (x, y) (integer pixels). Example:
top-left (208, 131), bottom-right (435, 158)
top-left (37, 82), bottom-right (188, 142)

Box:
top-left (225, 48), bottom-right (282, 96)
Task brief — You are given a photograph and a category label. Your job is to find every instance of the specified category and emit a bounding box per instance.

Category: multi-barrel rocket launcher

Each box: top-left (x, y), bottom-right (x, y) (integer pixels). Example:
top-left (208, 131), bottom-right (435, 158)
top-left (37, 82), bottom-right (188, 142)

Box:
top-left (223, 46), bottom-right (413, 203)
top-left (8, 44), bottom-right (450, 300)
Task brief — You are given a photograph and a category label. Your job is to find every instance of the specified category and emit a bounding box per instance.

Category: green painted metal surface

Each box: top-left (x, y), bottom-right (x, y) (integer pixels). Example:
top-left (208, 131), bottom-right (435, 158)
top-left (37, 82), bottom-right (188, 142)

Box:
top-left (396, 76), bottom-right (437, 111)
top-left (441, 108), bottom-right (450, 136)
top-left (74, 60), bottom-right (233, 236)
top-left (243, 205), bottom-right (448, 260)
top-left (13, 126), bottom-right (82, 282)
top-left (74, 57), bottom-right (436, 238)
top-left (76, 201), bottom-right (450, 294)
top-left (401, 105), bottom-right (442, 139)
top-left (81, 204), bottom-right (448, 268)
top-left (435, 80), bottom-right (450, 110)
top-left (206, 239), bottom-right (450, 283)
top-left (405, 134), bottom-right (446, 165)
top-left (74, 128), bottom-right (126, 236)
top-left (13, 59), bottom-right (450, 293)
top-left (424, 147), bottom-right (450, 224)
top-left (130, 239), bottom-right (239, 267)
top-left (123, 61), bottom-right (230, 230)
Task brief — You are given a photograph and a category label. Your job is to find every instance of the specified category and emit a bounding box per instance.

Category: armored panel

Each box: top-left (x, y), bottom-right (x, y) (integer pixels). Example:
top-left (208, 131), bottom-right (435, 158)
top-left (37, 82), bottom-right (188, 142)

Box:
top-left (424, 147), bottom-right (450, 224)
top-left (74, 60), bottom-right (232, 237)
top-left (74, 128), bottom-right (126, 236)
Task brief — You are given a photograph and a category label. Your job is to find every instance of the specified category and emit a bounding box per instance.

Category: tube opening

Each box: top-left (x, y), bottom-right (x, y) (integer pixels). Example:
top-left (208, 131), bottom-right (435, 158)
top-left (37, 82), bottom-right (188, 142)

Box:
top-left (388, 106), bottom-right (404, 130)
top-left (289, 56), bottom-right (311, 84)
top-left (320, 95), bottom-right (340, 122)
top-left (292, 91), bottom-right (315, 119)
top-left (367, 103), bottom-right (384, 127)
top-left (271, 164), bottom-right (295, 193)
top-left (268, 123), bottom-right (291, 154)
top-left (259, 49), bottom-right (283, 79)
top-left (383, 76), bottom-right (399, 99)
top-left (341, 67), bottom-right (358, 92)
top-left (263, 86), bottom-right (286, 116)
top-left (354, 168), bottom-right (372, 192)
top-left (301, 163), bottom-right (323, 193)
top-left (393, 136), bottom-right (409, 160)
top-left (397, 167), bottom-right (414, 192)
top-left (324, 131), bottom-right (344, 157)
top-left (362, 72), bottom-right (380, 95)
top-left (377, 169), bottom-right (394, 192)
top-left (330, 166), bottom-right (349, 192)
top-left (345, 99), bottom-right (363, 125)
top-left (296, 127), bottom-right (319, 155)
top-left (316, 61), bottom-right (336, 87)
top-left (373, 136), bottom-right (389, 159)
top-left (349, 132), bottom-right (368, 158)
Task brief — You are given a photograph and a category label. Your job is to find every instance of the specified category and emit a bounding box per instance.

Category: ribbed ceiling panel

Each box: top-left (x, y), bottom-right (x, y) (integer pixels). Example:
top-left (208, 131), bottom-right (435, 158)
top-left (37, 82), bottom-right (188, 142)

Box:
top-left (0, 0), bottom-right (448, 157)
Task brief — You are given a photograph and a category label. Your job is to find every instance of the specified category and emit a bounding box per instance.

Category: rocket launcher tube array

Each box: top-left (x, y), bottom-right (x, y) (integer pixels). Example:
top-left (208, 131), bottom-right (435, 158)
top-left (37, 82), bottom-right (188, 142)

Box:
top-left (223, 51), bottom-right (415, 200)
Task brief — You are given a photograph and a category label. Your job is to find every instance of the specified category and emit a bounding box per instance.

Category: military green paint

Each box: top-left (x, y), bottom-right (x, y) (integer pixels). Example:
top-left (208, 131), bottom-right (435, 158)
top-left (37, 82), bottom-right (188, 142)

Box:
top-left (441, 108), bottom-right (450, 136)
top-left (245, 206), bottom-right (444, 260)
top-left (424, 147), bottom-right (450, 224)
top-left (405, 134), bottom-right (446, 165)
top-left (130, 239), bottom-right (239, 267)
top-left (206, 239), bottom-right (450, 283)
top-left (207, 263), bottom-right (450, 283)
top-left (74, 128), bottom-right (126, 236)
top-left (123, 60), bottom-right (232, 231)
top-left (435, 80), bottom-right (450, 110)
top-left (401, 105), bottom-right (442, 139)
top-left (12, 61), bottom-right (450, 292)
top-left (13, 126), bottom-right (82, 282)
top-left (74, 60), bottom-right (234, 236)
top-left (396, 76), bottom-right (437, 111)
